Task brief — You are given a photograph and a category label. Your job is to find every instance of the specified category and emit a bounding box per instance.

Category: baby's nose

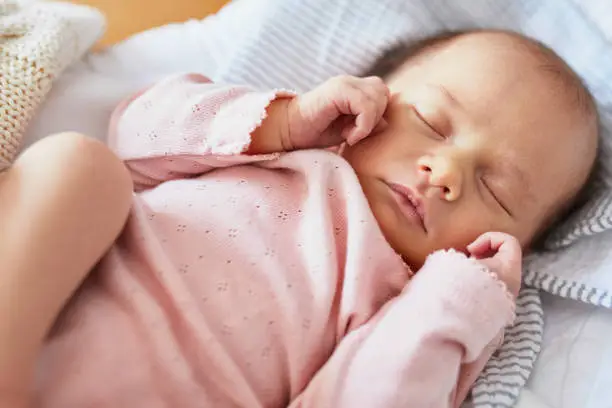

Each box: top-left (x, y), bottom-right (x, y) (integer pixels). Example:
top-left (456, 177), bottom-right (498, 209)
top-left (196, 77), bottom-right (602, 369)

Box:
top-left (417, 156), bottom-right (462, 201)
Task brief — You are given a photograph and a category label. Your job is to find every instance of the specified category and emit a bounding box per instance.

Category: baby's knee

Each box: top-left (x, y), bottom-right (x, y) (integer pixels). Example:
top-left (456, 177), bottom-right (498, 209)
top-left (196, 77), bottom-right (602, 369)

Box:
top-left (15, 132), bottom-right (133, 227)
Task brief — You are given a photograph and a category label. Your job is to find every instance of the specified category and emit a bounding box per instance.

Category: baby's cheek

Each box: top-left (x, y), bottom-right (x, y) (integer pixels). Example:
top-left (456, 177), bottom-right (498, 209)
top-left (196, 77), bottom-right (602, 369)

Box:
top-left (439, 213), bottom-right (498, 250)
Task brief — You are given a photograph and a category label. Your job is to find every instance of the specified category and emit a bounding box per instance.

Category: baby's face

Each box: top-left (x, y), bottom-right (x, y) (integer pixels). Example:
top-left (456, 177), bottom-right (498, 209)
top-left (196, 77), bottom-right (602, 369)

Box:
top-left (343, 32), bottom-right (595, 269)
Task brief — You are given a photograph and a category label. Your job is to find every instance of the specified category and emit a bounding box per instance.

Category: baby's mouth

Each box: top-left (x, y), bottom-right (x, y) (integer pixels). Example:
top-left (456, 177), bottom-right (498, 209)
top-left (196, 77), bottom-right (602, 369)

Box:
top-left (386, 182), bottom-right (427, 232)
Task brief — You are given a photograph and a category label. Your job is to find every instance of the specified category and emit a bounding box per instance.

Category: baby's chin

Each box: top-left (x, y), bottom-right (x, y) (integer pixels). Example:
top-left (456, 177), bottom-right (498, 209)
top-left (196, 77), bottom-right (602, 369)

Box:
top-left (366, 199), bottom-right (430, 270)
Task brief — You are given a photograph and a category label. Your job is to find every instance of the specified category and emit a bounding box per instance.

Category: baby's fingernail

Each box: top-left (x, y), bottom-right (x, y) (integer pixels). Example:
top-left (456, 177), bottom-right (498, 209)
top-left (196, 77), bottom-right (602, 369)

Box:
top-left (347, 131), bottom-right (364, 146)
top-left (346, 135), bottom-right (358, 146)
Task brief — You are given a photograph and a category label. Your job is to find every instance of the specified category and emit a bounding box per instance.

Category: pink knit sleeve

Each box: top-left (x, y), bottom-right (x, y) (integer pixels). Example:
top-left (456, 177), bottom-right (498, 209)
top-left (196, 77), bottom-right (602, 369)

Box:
top-left (288, 250), bottom-right (515, 408)
top-left (107, 73), bottom-right (294, 190)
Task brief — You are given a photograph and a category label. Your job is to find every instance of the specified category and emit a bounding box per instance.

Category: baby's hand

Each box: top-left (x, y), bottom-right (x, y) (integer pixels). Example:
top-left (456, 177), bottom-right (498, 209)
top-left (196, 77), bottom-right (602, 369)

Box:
top-left (284, 75), bottom-right (390, 150)
top-left (467, 232), bottom-right (522, 298)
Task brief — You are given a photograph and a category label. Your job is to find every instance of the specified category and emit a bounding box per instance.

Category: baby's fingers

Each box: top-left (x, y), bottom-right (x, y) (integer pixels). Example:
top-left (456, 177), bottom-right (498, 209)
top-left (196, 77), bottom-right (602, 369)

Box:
top-left (468, 232), bottom-right (522, 297)
top-left (467, 233), bottom-right (495, 259)
top-left (338, 77), bottom-right (387, 145)
top-left (488, 232), bottom-right (522, 266)
top-left (359, 76), bottom-right (391, 119)
top-left (468, 232), bottom-right (521, 262)
top-left (340, 96), bottom-right (377, 145)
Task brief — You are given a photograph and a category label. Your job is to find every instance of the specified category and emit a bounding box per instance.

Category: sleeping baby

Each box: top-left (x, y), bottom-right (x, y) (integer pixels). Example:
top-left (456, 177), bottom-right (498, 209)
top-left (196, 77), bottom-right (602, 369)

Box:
top-left (0, 29), bottom-right (598, 408)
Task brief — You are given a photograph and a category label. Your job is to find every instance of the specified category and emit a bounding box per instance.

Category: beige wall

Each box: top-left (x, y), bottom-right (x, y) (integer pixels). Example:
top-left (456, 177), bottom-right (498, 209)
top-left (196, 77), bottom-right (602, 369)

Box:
top-left (68, 0), bottom-right (230, 47)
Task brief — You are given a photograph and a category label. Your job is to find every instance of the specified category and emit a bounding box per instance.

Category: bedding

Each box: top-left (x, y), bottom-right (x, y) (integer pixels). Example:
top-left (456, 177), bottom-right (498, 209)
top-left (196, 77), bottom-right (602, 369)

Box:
top-left (25, 0), bottom-right (260, 146)
top-left (22, 0), bottom-right (612, 407)
top-left (0, 0), bottom-right (103, 169)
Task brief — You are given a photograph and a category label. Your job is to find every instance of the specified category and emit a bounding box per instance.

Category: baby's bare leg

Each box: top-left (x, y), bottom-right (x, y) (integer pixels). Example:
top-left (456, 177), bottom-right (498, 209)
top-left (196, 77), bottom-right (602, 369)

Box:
top-left (0, 133), bottom-right (133, 407)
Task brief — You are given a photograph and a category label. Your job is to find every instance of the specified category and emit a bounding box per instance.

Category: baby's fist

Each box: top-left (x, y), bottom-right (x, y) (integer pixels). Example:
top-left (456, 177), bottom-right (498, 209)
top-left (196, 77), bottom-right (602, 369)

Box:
top-left (467, 232), bottom-right (522, 298)
top-left (285, 75), bottom-right (390, 150)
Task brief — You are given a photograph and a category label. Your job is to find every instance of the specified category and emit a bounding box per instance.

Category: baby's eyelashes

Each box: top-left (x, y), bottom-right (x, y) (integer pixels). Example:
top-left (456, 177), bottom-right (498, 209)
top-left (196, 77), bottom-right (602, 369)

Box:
top-left (480, 176), bottom-right (513, 217)
top-left (406, 102), bottom-right (454, 143)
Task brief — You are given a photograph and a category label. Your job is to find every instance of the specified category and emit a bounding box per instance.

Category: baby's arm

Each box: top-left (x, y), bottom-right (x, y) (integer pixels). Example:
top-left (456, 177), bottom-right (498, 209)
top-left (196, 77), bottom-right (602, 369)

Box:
top-left (0, 133), bottom-right (132, 407)
top-left (108, 73), bottom-right (294, 190)
top-left (109, 74), bottom-right (388, 190)
top-left (288, 250), bottom-right (516, 408)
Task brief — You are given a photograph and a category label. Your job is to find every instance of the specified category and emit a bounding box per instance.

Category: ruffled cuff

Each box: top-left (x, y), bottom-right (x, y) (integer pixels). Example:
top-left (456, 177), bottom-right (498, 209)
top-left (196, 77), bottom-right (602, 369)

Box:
top-left (205, 89), bottom-right (296, 157)
top-left (409, 249), bottom-right (516, 360)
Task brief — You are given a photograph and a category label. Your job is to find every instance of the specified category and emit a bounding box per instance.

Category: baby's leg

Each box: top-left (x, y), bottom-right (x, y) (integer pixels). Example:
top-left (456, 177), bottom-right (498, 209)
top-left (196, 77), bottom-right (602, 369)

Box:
top-left (0, 133), bottom-right (133, 407)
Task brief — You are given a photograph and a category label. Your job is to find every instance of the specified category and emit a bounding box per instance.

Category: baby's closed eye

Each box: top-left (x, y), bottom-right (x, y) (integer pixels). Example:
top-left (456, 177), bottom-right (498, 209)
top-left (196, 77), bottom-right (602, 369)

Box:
top-left (412, 106), bottom-right (447, 141)
top-left (479, 176), bottom-right (512, 216)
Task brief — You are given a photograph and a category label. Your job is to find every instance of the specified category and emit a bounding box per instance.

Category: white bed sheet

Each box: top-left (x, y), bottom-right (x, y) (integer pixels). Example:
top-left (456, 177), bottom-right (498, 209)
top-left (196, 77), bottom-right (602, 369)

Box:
top-left (24, 1), bottom-right (612, 407)
top-left (25, 0), bottom-right (263, 147)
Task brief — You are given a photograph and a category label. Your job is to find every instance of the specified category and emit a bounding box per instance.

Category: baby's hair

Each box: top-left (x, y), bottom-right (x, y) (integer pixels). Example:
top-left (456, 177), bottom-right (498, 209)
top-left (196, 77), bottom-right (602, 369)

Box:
top-left (364, 31), bottom-right (460, 79)
top-left (364, 29), bottom-right (600, 247)
top-left (364, 29), bottom-right (597, 117)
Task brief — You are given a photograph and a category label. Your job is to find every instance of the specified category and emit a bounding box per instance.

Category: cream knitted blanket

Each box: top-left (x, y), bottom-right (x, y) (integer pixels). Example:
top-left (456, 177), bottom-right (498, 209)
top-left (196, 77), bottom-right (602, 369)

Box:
top-left (0, 0), bottom-right (104, 170)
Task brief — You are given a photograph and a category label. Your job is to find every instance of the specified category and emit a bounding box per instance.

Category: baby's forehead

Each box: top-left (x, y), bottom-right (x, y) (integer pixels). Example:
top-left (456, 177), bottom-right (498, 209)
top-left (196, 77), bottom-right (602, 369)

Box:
top-left (400, 31), bottom-right (593, 116)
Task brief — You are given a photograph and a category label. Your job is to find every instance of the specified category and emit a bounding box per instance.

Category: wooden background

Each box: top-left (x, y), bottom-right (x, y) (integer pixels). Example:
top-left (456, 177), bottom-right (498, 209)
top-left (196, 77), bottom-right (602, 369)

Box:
top-left (68, 0), bottom-right (230, 46)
